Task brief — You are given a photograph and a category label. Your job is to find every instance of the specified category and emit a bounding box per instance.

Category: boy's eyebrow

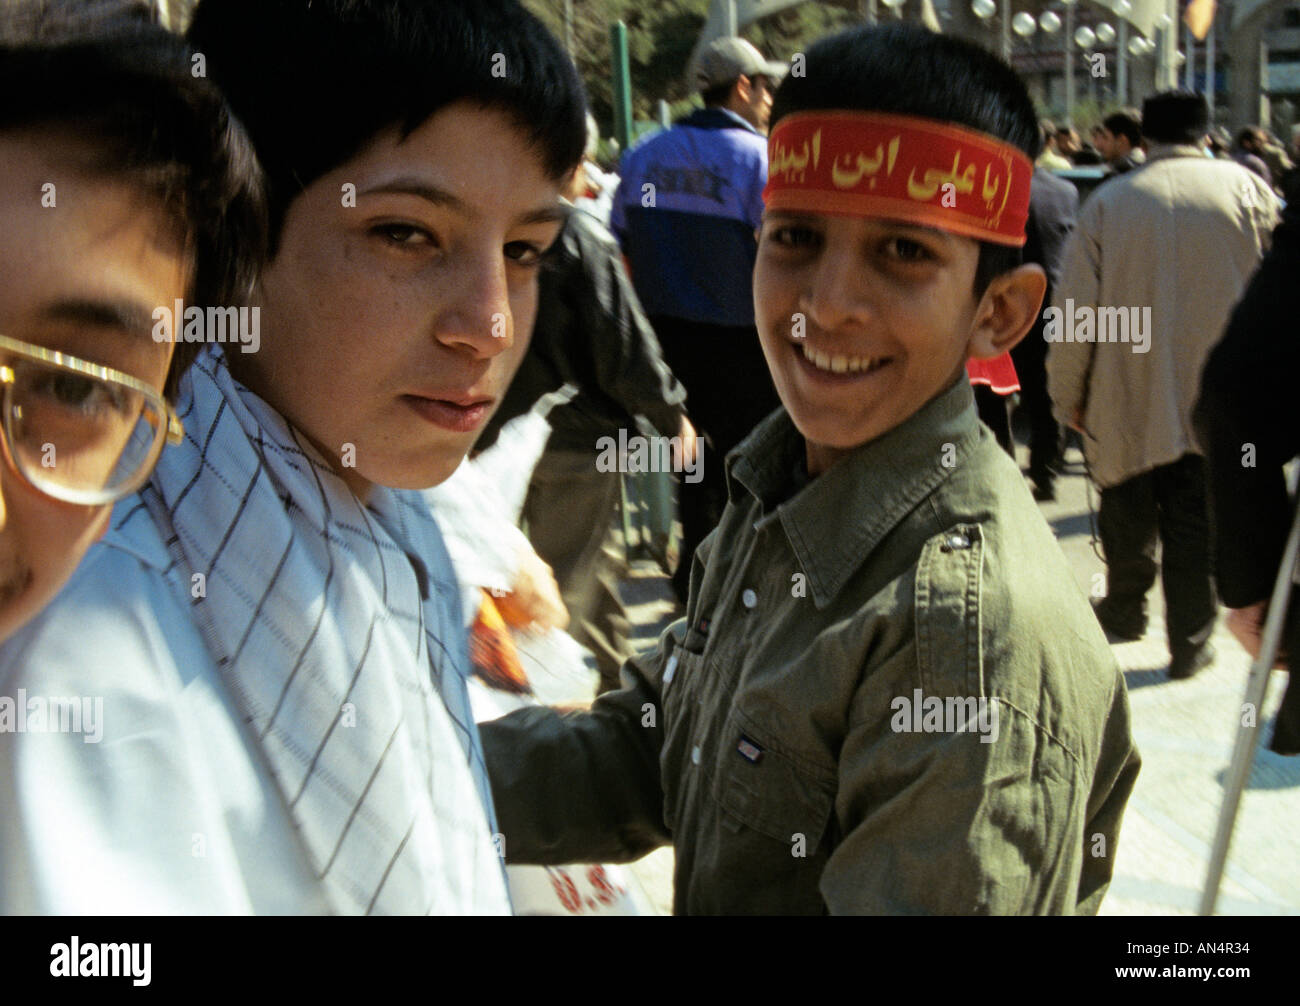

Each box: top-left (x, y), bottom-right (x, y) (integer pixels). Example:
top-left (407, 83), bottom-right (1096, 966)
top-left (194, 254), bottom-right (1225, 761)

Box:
top-left (359, 178), bottom-right (571, 226)
top-left (36, 298), bottom-right (157, 340)
top-left (762, 211), bottom-right (954, 242)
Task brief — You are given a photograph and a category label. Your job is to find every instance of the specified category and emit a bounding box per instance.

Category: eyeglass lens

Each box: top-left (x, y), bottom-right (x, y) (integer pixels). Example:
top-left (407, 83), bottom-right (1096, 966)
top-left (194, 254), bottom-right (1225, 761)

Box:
top-left (5, 359), bottom-right (163, 499)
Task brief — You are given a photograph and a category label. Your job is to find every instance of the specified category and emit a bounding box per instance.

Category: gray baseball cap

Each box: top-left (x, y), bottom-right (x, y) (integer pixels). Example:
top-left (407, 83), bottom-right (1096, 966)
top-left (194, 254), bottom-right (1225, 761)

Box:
top-left (694, 36), bottom-right (786, 91)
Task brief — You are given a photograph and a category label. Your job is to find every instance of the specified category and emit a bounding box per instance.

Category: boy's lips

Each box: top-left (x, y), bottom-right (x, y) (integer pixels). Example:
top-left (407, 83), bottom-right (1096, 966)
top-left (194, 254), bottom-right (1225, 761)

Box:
top-left (791, 340), bottom-right (893, 383)
top-left (402, 390), bottom-right (495, 433)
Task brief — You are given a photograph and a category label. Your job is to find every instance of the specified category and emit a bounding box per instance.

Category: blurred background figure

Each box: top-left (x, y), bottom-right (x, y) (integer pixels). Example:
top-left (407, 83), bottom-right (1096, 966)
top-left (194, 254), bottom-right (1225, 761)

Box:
top-left (1049, 91), bottom-right (1279, 680)
top-left (1012, 163), bottom-right (1078, 502)
top-left (571, 113), bottom-right (619, 227)
top-left (1037, 119), bottom-right (1072, 170)
top-left (1092, 110), bottom-right (1144, 176)
top-left (478, 189), bottom-right (690, 693)
top-left (1195, 197), bottom-right (1300, 756)
top-left (1232, 126), bottom-right (1274, 187)
top-left (610, 36), bottom-right (783, 602)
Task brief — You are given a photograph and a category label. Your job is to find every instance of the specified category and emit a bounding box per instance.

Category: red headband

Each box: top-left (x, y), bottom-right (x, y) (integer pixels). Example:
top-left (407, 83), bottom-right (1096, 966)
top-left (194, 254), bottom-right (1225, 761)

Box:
top-left (763, 111), bottom-right (1033, 247)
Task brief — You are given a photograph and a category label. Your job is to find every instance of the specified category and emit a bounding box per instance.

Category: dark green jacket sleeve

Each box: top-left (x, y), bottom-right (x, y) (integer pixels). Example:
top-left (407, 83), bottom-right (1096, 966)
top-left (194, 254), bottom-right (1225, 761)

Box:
top-left (479, 617), bottom-right (681, 865)
top-left (1077, 667), bottom-right (1142, 914)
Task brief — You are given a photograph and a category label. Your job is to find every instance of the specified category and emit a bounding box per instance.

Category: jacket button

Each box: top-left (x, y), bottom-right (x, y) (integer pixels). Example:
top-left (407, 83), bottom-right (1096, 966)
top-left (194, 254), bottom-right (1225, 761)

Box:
top-left (941, 533), bottom-right (970, 552)
top-left (741, 588), bottom-right (758, 609)
top-left (691, 745), bottom-right (702, 765)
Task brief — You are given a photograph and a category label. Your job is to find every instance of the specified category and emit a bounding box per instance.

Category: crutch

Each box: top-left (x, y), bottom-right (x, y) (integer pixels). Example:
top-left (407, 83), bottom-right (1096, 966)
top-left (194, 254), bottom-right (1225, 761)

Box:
top-left (1199, 474), bottom-right (1300, 915)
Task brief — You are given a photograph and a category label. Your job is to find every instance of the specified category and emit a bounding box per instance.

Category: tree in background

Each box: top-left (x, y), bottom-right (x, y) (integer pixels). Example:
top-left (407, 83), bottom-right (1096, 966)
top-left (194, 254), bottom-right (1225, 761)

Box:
top-left (523, 0), bottom-right (859, 153)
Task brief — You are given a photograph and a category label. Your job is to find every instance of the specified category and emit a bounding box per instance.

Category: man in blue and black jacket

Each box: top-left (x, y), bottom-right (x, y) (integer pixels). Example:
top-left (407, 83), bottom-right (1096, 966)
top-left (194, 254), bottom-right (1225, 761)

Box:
top-left (612, 37), bottom-right (784, 601)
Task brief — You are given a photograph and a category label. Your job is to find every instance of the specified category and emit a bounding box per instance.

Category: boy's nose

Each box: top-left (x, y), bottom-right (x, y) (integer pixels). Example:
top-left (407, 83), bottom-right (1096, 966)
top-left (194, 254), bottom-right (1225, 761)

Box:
top-left (802, 250), bottom-right (872, 332)
top-left (435, 254), bottom-right (513, 354)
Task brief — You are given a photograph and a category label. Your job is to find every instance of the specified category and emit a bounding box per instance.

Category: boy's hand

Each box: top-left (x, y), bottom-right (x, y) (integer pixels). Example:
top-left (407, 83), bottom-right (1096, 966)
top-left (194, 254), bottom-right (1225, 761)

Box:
top-left (1227, 600), bottom-right (1288, 668)
top-left (496, 548), bottom-right (569, 632)
top-left (1068, 408), bottom-right (1087, 434)
top-left (673, 415), bottom-right (699, 470)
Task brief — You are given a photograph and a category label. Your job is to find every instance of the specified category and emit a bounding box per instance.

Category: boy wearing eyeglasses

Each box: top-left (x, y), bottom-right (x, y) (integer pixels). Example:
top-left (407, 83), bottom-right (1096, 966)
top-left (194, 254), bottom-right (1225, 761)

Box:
top-left (0, 0), bottom-right (586, 914)
top-left (481, 25), bottom-right (1141, 914)
top-left (0, 1), bottom-right (263, 646)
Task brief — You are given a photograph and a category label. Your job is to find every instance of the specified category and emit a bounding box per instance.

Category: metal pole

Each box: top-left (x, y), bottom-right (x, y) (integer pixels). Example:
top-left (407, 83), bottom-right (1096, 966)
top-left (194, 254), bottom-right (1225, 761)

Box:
top-left (1200, 476), bottom-right (1300, 915)
top-left (1165, 0), bottom-right (1178, 88)
top-left (724, 0), bottom-right (738, 37)
top-left (861, 0), bottom-right (878, 25)
top-left (1184, 18), bottom-right (1195, 89)
top-left (1002, 0), bottom-right (1011, 61)
top-left (1065, 2), bottom-right (1075, 126)
top-left (1206, 16), bottom-right (1216, 125)
top-left (1118, 18), bottom-right (1128, 107)
top-left (564, 0), bottom-right (573, 54)
top-left (657, 98), bottom-right (671, 130)
top-left (611, 21), bottom-right (632, 154)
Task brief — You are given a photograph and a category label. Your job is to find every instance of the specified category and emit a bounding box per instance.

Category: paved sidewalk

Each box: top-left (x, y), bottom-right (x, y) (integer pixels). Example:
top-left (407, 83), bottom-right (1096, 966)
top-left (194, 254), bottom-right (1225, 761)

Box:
top-left (613, 442), bottom-right (1300, 916)
top-left (1037, 449), bottom-right (1299, 916)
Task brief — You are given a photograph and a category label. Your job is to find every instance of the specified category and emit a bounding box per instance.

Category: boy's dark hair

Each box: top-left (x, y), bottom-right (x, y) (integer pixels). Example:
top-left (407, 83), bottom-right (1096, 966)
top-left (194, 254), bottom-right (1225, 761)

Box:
top-left (1141, 91), bottom-right (1208, 145)
top-left (1102, 110), bottom-right (1142, 148)
top-left (702, 80), bottom-right (737, 107)
top-left (1235, 126), bottom-right (1264, 151)
top-left (770, 25), bottom-right (1040, 297)
top-left (187, 0), bottom-right (588, 254)
top-left (0, 0), bottom-right (267, 398)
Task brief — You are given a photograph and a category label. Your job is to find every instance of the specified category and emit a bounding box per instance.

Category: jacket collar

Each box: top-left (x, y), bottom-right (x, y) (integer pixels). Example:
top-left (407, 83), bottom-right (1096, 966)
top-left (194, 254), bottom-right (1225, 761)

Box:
top-left (726, 376), bottom-right (982, 608)
top-left (681, 106), bottom-right (761, 136)
top-left (1142, 141), bottom-right (1209, 165)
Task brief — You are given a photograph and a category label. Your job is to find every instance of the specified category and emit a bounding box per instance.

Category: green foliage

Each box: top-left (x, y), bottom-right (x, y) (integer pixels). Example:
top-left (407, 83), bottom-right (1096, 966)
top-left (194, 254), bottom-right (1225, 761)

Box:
top-left (522, 0), bottom-right (861, 151)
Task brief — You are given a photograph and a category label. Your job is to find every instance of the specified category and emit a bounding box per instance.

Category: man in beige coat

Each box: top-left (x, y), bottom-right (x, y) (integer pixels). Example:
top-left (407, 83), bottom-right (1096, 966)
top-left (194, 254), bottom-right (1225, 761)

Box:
top-left (1048, 91), bottom-right (1278, 679)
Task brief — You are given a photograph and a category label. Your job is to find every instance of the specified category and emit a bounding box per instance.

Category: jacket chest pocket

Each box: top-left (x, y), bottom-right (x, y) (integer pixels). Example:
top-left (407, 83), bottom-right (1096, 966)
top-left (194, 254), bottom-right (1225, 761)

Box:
top-left (708, 710), bottom-right (836, 851)
top-left (688, 710), bottom-right (837, 913)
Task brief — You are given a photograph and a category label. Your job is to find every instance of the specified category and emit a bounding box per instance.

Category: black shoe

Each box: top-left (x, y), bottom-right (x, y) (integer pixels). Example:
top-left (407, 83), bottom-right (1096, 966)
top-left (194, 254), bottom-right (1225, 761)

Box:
top-left (1169, 644), bottom-right (1215, 680)
top-left (1092, 598), bottom-right (1146, 642)
top-left (1031, 480), bottom-right (1056, 502)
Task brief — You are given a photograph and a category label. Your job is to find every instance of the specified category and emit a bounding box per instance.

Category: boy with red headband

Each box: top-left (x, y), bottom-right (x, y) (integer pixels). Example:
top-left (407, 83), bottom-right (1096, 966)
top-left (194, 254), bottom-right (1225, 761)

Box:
top-left (481, 24), bottom-right (1140, 914)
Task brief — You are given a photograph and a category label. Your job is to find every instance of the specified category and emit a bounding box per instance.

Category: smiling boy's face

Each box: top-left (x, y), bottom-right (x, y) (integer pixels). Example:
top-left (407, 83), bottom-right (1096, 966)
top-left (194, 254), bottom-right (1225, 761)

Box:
top-left (756, 212), bottom-right (991, 475)
top-left (231, 101), bottom-right (568, 497)
top-left (755, 211), bottom-right (1044, 475)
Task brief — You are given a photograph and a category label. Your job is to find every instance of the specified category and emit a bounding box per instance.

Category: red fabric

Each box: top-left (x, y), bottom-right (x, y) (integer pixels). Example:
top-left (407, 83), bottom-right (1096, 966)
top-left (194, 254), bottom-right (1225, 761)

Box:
top-left (764, 111), bottom-right (1032, 247)
top-left (967, 353), bottom-right (1020, 394)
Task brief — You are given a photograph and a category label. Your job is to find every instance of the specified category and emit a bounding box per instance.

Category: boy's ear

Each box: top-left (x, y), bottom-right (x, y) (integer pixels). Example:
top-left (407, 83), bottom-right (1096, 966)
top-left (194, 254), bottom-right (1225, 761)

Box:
top-left (967, 263), bottom-right (1047, 360)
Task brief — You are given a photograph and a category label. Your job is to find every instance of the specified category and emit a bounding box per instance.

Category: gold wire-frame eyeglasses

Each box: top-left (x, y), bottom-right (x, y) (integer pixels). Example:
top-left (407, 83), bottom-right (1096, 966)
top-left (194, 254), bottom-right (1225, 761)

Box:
top-left (0, 333), bottom-right (183, 506)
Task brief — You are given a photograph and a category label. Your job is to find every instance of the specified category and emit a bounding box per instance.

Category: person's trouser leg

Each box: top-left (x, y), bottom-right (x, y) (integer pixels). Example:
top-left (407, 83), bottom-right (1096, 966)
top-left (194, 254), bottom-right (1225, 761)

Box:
top-left (522, 447), bottom-right (631, 684)
top-left (651, 316), bottom-right (778, 603)
top-left (1011, 335), bottom-right (1063, 486)
top-left (973, 384), bottom-right (1014, 456)
top-left (1097, 468), bottom-right (1160, 633)
top-left (580, 532), bottom-right (634, 693)
top-left (1154, 454), bottom-right (1217, 659)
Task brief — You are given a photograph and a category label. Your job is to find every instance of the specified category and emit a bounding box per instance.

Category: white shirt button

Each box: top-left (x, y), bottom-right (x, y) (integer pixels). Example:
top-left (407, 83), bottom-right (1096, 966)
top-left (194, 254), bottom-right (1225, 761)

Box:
top-left (742, 588), bottom-right (758, 609)
top-left (691, 745), bottom-right (702, 765)
top-left (663, 654), bottom-right (678, 684)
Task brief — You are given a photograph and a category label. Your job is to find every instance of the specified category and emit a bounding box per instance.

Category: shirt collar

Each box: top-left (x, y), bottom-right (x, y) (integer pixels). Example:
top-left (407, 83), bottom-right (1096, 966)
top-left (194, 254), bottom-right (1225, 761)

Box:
top-left (682, 106), bottom-right (761, 136)
top-left (1142, 141), bottom-right (1208, 165)
top-left (726, 376), bottom-right (982, 608)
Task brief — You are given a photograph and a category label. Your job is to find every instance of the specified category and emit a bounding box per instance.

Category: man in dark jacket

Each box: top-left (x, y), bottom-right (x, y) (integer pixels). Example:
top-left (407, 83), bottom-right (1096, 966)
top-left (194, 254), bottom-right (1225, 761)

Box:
top-left (1194, 201), bottom-right (1300, 755)
top-left (1093, 110), bottom-right (1144, 176)
top-left (479, 207), bottom-right (690, 690)
top-left (610, 37), bottom-right (784, 602)
top-left (1013, 165), bottom-right (1078, 500)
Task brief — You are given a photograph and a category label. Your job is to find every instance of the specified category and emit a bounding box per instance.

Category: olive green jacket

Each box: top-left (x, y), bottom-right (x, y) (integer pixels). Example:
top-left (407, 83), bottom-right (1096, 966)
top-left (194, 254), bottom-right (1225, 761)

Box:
top-left (481, 377), bottom-right (1140, 914)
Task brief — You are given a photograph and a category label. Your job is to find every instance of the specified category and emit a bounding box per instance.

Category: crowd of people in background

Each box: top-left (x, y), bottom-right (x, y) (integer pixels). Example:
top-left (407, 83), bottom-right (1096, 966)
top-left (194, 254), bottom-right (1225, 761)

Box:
top-left (0, 0), bottom-right (1295, 919)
